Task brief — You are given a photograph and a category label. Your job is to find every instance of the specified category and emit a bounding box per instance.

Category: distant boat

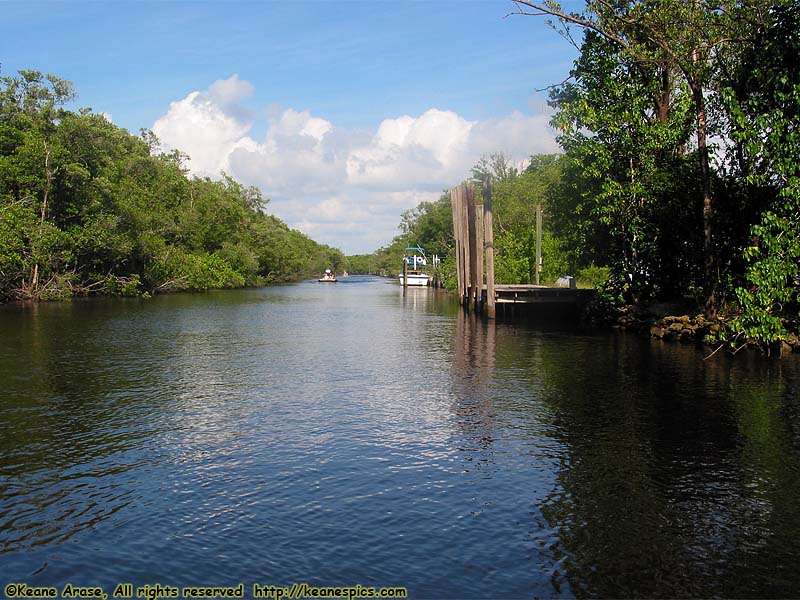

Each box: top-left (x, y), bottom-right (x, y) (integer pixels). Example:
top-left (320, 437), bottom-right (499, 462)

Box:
top-left (318, 269), bottom-right (337, 283)
top-left (399, 247), bottom-right (430, 287)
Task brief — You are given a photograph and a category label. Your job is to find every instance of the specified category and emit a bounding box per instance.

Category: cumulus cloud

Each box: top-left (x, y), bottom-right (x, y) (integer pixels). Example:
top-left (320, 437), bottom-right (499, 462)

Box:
top-left (151, 76), bottom-right (559, 253)
top-left (345, 109), bottom-right (473, 191)
top-left (470, 111), bottom-right (560, 157)
top-left (208, 73), bottom-right (254, 107)
top-left (227, 108), bottom-right (347, 196)
top-left (152, 74), bottom-right (254, 176)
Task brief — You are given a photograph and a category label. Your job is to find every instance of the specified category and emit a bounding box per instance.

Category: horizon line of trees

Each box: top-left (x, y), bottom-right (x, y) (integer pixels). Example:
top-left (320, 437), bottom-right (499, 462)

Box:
top-left (0, 69), bottom-right (344, 302)
top-left (5, 0), bottom-right (798, 349)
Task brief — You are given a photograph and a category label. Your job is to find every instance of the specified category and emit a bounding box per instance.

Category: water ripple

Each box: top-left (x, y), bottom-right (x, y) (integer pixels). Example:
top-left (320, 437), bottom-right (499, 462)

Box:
top-left (2, 282), bottom-right (800, 597)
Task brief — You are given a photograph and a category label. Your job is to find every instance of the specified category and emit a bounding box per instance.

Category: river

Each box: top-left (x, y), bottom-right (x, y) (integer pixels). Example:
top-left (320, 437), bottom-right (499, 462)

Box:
top-left (1, 276), bottom-right (800, 598)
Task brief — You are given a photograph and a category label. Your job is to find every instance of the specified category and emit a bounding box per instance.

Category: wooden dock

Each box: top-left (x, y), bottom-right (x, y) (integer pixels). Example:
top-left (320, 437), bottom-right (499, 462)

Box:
top-left (485, 285), bottom-right (595, 321)
top-left (489, 285), bottom-right (594, 304)
top-left (450, 179), bottom-right (595, 320)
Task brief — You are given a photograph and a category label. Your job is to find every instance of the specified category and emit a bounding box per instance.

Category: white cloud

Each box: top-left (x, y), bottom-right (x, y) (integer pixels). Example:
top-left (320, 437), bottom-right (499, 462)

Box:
top-left (346, 109), bottom-right (473, 191)
top-left (226, 108), bottom-right (346, 196)
top-left (208, 73), bottom-right (254, 107)
top-left (151, 76), bottom-right (559, 254)
top-left (470, 111), bottom-right (560, 157)
top-left (152, 75), bottom-right (254, 176)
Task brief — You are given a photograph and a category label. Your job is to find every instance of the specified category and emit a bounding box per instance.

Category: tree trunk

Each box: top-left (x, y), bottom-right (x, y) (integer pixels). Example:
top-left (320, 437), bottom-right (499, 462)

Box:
top-left (656, 64), bottom-right (671, 124)
top-left (691, 76), bottom-right (716, 318)
top-left (29, 141), bottom-right (53, 294)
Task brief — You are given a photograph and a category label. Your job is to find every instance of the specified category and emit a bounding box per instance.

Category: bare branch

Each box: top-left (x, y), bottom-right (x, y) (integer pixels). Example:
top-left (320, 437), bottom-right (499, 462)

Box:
top-left (535, 74), bottom-right (575, 93)
top-left (510, 0), bottom-right (630, 48)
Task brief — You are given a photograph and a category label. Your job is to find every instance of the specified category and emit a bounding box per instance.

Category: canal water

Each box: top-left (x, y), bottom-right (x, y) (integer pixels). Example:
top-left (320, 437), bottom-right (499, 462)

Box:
top-left (2, 276), bottom-right (800, 598)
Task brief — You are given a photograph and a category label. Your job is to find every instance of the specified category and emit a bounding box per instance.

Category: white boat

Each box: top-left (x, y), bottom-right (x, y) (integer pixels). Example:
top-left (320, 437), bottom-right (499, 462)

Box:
top-left (400, 273), bottom-right (430, 286)
top-left (318, 268), bottom-right (337, 282)
top-left (399, 247), bottom-right (430, 286)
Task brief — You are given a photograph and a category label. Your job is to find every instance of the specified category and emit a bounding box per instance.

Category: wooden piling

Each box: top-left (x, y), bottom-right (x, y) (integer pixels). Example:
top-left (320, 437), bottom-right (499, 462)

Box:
top-left (460, 184), bottom-right (471, 308)
top-left (466, 184), bottom-right (477, 310)
top-left (475, 204), bottom-right (484, 313)
top-left (483, 178), bottom-right (495, 319)
top-left (453, 182), bottom-right (472, 307)
top-left (535, 204), bottom-right (542, 286)
top-left (449, 187), bottom-right (458, 298)
top-left (450, 185), bottom-right (465, 304)
top-left (451, 180), bottom-right (495, 316)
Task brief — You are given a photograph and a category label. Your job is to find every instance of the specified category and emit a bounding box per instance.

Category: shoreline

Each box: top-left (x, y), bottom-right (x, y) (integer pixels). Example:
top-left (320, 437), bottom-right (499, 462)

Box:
top-left (608, 305), bottom-right (800, 358)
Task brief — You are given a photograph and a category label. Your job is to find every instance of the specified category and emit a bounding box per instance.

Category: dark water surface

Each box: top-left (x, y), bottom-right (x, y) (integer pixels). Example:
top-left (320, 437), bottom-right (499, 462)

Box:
top-left (2, 277), bottom-right (800, 598)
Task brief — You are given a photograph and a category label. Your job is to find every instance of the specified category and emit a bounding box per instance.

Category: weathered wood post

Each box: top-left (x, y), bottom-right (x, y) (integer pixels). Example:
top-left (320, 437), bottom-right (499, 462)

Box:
top-left (402, 255), bottom-right (408, 289)
top-left (535, 203), bottom-right (543, 286)
top-left (451, 182), bottom-right (473, 307)
top-left (461, 184), bottom-right (471, 308)
top-left (451, 181), bottom-right (490, 310)
top-left (450, 185), bottom-right (464, 304)
top-left (475, 204), bottom-right (484, 313)
top-left (466, 184), bottom-right (478, 311)
top-left (483, 178), bottom-right (495, 319)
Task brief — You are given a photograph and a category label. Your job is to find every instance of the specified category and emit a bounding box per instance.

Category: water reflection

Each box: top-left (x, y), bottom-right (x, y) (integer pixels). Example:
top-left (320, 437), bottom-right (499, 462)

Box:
top-left (451, 312), bottom-right (496, 454)
top-left (2, 285), bottom-right (800, 598)
top-left (533, 334), bottom-right (800, 598)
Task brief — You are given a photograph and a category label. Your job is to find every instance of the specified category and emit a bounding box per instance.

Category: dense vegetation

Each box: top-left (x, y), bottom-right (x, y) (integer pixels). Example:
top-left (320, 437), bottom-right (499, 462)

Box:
top-left (0, 70), bottom-right (343, 301)
top-left (4, 0), bottom-right (798, 349)
top-left (532, 0), bottom-right (800, 345)
top-left (355, 153), bottom-right (591, 289)
top-left (365, 0), bottom-right (799, 345)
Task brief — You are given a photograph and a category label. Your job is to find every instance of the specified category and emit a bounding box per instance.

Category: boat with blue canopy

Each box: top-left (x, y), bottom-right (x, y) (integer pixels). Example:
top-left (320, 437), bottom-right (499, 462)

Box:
top-left (399, 247), bottom-right (430, 286)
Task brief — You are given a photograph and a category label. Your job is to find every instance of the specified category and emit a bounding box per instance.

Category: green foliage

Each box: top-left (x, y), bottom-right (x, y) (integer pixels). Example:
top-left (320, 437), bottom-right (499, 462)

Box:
top-left (489, 155), bottom-right (574, 285)
top-left (0, 202), bottom-right (33, 295)
top-left (722, 0), bottom-right (800, 342)
top-left (344, 253), bottom-right (381, 275)
top-left (517, 0), bottom-right (800, 343)
top-left (549, 29), bottom-right (704, 304)
top-left (471, 152), bottom-right (520, 183)
top-left (358, 153), bottom-right (579, 291)
top-left (494, 230), bottom-right (530, 284)
top-left (494, 227), bottom-right (570, 285)
top-left (731, 211), bottom-right (800, 341)
top-left (396, 193), bottom-right (454, 256)
top-left (438, 254), bottom-right (458, 291)
top-left (149, 249), bottom-right (246, 292)
top-left (0, 69), bottom-right (342, 302)
top-left (216, 241), bottom-right (261, 285)
top-left (102, 273), bottom-right (142, 297)
top-left (540, 230), bottom-right (569, 284)
top-left (576, 265), bottom-right (610, 289)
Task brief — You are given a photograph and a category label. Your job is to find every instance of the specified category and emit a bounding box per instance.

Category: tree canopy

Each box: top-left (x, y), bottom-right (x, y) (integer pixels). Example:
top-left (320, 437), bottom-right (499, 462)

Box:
top-left (511, 0), bottom-right (799, 343)
top-left (370, 0), bottom-right (799, 346)
top-left (0, 70), bottom-right (343, 301)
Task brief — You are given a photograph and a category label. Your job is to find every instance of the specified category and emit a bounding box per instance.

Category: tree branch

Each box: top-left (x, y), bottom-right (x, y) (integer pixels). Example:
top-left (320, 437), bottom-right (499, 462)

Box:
top-left (509, 0), bottom-right (630, 48)
top-left (535, 74), bottom-right (575, 93)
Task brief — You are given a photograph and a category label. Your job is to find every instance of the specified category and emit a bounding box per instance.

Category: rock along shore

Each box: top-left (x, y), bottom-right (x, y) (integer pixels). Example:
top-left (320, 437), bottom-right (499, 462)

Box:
top-left (609, 306), bottom-right (800, 358)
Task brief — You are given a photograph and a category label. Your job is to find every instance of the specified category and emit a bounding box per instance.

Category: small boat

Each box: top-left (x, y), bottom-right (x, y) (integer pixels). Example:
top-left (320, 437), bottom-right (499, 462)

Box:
top-left (318, 268), bottom-right (337, 282)
top-left (399, 247), bottom-right (430, 286)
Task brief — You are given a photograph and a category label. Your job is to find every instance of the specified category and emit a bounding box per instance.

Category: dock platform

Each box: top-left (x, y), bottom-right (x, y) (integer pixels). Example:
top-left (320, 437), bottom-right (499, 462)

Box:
top-left (486, 285), bottom-right (595, 304)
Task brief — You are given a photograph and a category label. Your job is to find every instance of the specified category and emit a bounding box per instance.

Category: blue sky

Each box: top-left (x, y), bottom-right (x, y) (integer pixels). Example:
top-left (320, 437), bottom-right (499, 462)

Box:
top-left (2, 1), bottom-right (579, 254)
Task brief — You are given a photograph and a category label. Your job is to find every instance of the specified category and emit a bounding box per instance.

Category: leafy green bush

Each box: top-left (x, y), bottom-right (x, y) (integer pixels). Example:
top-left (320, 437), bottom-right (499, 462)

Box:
top-left (577, 265), bottom-right (610, 288)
